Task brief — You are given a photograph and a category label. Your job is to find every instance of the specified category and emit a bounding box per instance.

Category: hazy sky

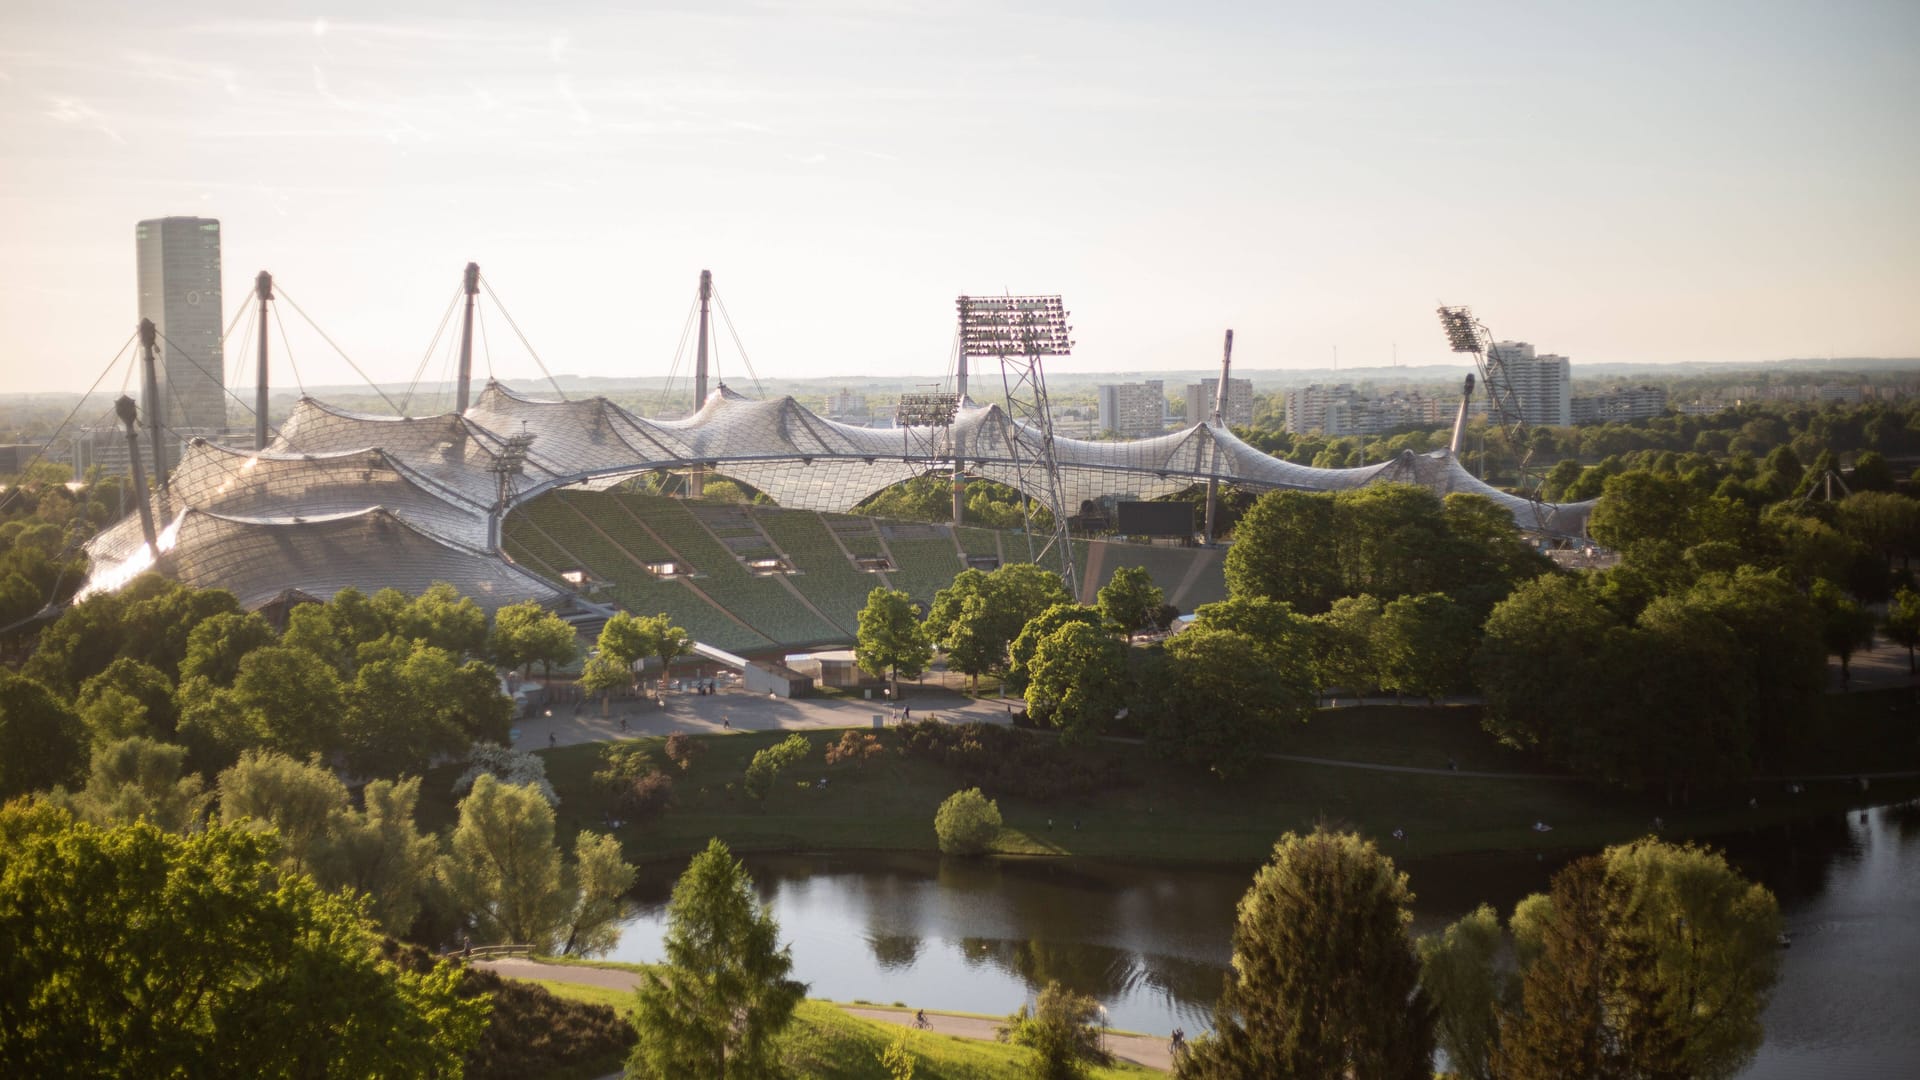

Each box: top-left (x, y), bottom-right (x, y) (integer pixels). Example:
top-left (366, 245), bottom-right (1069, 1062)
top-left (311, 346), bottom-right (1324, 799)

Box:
top-left (2, 0), bottom-right (1916, 398)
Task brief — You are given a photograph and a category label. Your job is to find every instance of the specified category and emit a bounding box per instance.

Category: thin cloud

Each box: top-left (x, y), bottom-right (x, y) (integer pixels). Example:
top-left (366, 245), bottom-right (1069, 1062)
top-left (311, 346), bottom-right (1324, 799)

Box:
top-left (42, 95), bottom-right (123, 143)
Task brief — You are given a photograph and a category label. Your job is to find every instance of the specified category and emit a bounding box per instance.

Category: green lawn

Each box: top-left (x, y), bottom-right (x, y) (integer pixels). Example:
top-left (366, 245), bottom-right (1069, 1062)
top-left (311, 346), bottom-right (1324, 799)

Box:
top-left (531, 981), bottom-right (1158, 1079)
top-left (414, 692), bottom-right (1920, 864)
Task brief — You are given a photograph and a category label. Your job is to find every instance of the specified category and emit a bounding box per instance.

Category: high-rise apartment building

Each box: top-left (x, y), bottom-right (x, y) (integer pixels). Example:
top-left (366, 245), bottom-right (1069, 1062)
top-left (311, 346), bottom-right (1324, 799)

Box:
top-left (1283, 383), bottom-right (1360, 434)
top-left (136, 217), bottom-right (226, 438)
top-left (1486, 341), bottom-right (1572, 427)
top-left (1185, 377), bottom-right (1254, 428)
top-left (1096, 380), bottom-right (1166, 437)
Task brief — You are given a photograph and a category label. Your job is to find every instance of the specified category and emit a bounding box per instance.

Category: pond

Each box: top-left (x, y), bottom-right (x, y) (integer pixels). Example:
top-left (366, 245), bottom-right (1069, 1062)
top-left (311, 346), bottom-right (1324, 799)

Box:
top-left (605, 801), bottom-right (1920, 1076)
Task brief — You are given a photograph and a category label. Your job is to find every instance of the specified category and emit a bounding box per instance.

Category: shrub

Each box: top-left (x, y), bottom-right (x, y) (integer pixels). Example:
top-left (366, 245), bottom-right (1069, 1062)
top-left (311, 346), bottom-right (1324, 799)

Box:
top-left (999, 980), bottom-right (1109, 1080)
top-left (454, 742), bottom-right (557, 806)
top-left (896, 721), bottom-right (1121, 802)
top-left (825, 730), bottom-right (886, 768)
top-left (934, 787), bottom-right (1002, 855)
top-left (663, 732), bottom-right (703, 772)
top-left (385, 942), bottom-right (635, 1080)
top-left (743, 734), bottom-right (811, 801)
top-left (594, 744), bottom-right (674, 820)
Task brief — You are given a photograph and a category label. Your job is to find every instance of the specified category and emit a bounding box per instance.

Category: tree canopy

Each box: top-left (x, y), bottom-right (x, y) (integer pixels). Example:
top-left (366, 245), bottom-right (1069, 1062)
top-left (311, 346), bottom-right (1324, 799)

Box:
top-left (0, 801), bottom-right (488, 1078)
top-left (630, 838), bottom-right (805, 1079)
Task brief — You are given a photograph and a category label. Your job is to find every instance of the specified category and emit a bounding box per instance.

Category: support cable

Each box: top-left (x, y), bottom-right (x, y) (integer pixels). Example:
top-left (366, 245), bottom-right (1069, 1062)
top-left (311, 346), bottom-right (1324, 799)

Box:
top-left (274, 286), bottom-right (400, 413)
top-left (218, 296), bottom-right (253, 391)
top-left (476, 275), bottom-right (566, 400)
top-left (400, 285), bottom-right (462, 415)
top-left (0, 332), bottom-right (137, 515)
top-left (656, 298), bottom-right (698, 418)
top-left (154, 327), bottom-right (286, 445)
top-left (710, 289), bottom-right (766, 399)
top-left (270, 301), bottom-right (306, 396)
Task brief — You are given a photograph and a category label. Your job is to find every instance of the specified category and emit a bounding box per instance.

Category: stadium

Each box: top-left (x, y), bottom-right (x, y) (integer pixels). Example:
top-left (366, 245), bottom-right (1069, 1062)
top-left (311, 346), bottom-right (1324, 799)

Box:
top-left (78, 277), bottom-right (1595, 656)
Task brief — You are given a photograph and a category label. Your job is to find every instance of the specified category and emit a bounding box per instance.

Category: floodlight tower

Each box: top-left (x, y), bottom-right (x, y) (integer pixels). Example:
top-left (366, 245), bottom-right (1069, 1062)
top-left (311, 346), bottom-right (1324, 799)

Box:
top-left (958, 294), bottom-right (1078, 600)
top-left (491, 428), bottom-right (537, 510)
top-left (1436, 306), bottom-right (1547, 529)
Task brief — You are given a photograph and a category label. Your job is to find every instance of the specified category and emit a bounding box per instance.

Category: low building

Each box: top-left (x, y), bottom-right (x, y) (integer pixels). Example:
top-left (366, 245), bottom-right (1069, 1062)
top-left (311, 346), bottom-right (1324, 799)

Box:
top-left (743, 660), bottom-right (812, 698)
top-left (1570, 385), bottom-right (1668, 424)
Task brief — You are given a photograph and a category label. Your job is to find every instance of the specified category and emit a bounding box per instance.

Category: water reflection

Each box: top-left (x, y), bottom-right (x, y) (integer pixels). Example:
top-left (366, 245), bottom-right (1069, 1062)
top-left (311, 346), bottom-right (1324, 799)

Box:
top-left (607, 802), bottom-right (1920, 1074)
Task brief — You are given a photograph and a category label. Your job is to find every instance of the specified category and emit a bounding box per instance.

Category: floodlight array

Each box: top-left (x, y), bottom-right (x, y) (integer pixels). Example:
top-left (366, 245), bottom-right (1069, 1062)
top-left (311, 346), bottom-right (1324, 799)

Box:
top-left (957, 295), bottom-right (1073, 358)
top-left (1436, 306), bottom-right (1483, 354)
top-left (895, 392), bottom-right (960, 428)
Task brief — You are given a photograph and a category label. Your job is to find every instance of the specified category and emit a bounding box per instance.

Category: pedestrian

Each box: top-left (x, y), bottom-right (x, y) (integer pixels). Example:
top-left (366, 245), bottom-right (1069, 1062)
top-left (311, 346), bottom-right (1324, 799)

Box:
top-left (904, 706), bottom-right (911, 720)
top-left (723, 716), bottom-right (730, 730)
top-left (549, 731), bottom-right (557, 748)
top-left (619, 716), bottom-right (628, 733)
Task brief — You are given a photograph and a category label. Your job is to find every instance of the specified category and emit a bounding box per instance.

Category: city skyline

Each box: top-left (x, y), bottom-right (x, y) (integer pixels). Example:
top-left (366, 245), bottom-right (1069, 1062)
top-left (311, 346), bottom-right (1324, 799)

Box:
top-left (1, 1), bottom-right (1916, 396)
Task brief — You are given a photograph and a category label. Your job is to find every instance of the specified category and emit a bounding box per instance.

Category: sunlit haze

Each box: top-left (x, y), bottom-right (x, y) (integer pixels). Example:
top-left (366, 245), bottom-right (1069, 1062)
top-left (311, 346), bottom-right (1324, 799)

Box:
top-left (2, 0), bottom-right (1916, 395)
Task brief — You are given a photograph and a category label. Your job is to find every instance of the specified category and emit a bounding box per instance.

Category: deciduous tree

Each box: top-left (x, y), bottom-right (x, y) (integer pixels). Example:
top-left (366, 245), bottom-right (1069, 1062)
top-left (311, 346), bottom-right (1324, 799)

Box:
top-left (1416, 905), bottom-right (1503, 1080)
top-left (0, 671), bottom-right (86, 801)
top-left (444, 774), bottom-right (571, 948)
top-left (0, 803), bottom-right (488, 1078)
top-left (1023, 621), bottom-right (1128, 741)
top-left (1096, 565), bottom-right (1164, 642)
top-left (934, 787), bottom-right (1003, 855)
top-left (60, 736), bottom-right (212, 833)
top-left (856, 587), bottom-right (932, 697)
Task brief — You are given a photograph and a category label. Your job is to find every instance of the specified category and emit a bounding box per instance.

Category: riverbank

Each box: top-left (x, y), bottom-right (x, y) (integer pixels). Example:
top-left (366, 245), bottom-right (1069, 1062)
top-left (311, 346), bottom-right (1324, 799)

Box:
top-left (418, 690), bottom-right (1919, 865)
top-left (477, 957), bottom-right (1165, 1077)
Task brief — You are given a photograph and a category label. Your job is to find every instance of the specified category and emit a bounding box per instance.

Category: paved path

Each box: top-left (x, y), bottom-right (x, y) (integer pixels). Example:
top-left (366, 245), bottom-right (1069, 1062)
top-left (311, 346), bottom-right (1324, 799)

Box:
top-left (476, 957), bottom-right (1172, 1073)
top-left (842, 1006), bottom-right (1173, 1073)
top-left (509, 679), bottom-right (1023, 750)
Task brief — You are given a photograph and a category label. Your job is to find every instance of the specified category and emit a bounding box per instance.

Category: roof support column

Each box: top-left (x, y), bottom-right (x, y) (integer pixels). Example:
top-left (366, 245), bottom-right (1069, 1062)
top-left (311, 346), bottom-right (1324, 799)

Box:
top-left (690, 269), bottom-right (711, 498)
top-left (254, 271), bottom-right (272, 451)
top-left (456, 262), bottom-right (480, 414)
top-left (1203, 329), bottom-right (1232, 545)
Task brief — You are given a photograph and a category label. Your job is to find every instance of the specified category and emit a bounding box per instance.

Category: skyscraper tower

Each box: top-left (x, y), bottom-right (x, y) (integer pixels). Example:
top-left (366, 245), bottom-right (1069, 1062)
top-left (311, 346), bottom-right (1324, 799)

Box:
top-left (136, 217), bottom-right (225, 444)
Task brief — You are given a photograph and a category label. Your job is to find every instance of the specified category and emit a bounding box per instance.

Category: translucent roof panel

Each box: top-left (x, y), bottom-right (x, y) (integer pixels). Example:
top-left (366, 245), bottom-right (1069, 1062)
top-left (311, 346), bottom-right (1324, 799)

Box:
top-left (81, 376), bottom-right (1592, 614)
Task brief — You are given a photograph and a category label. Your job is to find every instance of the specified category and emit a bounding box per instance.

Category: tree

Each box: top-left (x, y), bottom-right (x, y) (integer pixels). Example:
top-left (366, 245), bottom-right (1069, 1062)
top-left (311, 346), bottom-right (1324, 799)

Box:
top-left (60, 736), bottom-right (212, 833)
top-left (1416, 905), bottom-right (1503, 1080)
top-left (1096, 565), bottom-right (1164, 642)
top-left (0, 671), bottom-right (87, 801)
top-left (74, 657), bottom-right (177, 746)
top-left (1884, 587), bottom-right (1920, 673)
top-left (638, 614), bottom-right (694, 694)
top-left (630, 838), bottom-right (805, 1080)
top-left (1310, 594), bottom-right (1386, 698)
top-left (0, 802), bottom-right (488, 1077)
top-left (597, 611), bottom-right (655, 678)
top-left (378, 582), bottom-right (489, 656)
top-left (317, 776), bottom-right (442, 937)
top-left (743, 733), bottom-right (811, 802)
top-left (444, 774), bottom-right (571, 948)
top-left (179, 610), bottom-right (277, 686)
top-left (1178, 828), bottom-right (1431, 1080)
top-left (177, 645), bottom-right (348, 769)
top-left (925, 563), bottom-right (1071, 685)
top-left (559, 830), bottom-right (637, 957)
top-left (217, 750), bottom-right (350, 878)
top-left (1812, 579), bottom-right (1877, 688)
top-left (1499, 840), bottom-right (1781, 1080)
top-left (934, 787), bottom-right (1003, 855)
top-left (1472, 576), bottom-right (1617, 758)
top-left (342, 641), bottom-right (511, 776)
top-left (489, 600), bottom-right (578, 678)
top-left (1007, 604), bottom-right (1104, 694)
top-left (856, 586), bottom-right (932, 697)
top-left (999, 980), bottom-right (1108, 1080)
top-left (1223, 490), bottom-right (1342, 613)
top-left (1159, 627), bottom-right (1314, 778)
top-left (1374, 592), bottom-right (1476, 703)
top-left (1023, 621), bottom-right (1128, 741)
top-left (580, 651), bottom-right (631, 715)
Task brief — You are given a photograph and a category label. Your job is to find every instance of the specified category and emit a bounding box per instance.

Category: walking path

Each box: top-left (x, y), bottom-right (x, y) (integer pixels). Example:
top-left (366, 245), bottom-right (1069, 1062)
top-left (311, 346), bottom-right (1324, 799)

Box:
top-left (475, 957), bottom-right (1173, 1073)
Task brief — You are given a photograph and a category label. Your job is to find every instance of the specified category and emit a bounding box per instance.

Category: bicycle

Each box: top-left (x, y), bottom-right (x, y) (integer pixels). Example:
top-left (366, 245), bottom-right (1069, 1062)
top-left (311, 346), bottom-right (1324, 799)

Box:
top-left (912, 1010), bottom-right (931, 1031)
